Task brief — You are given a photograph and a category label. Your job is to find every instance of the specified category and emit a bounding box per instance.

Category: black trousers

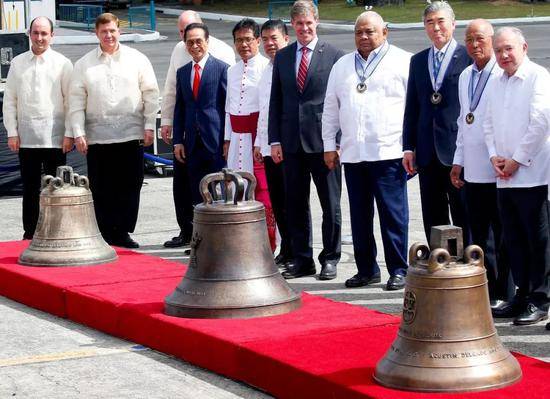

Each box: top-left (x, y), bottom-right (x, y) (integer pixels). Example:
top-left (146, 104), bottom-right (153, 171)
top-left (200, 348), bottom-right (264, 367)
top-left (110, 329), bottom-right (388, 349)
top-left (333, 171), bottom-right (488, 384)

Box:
top-left (186, 136), bottom-right (226, 207)
top-left (87, 140), bottom-right (143, 239)
top-left (18, 147), bottom-right (66, 238)
top-left (282, 150), bottom-right (341, 266)
top-left (344, 159), bottom-right (409, 278)
top-left (418, 159), bottom-right (471, 248)
top-left (465, 182), bottom-right (515, 301)
top-left (498, 186), bottom-right (550, 310)
top-left (264, 155), bottom-right (292, 259)
top-left (173, 152), bottom-right (194, 238)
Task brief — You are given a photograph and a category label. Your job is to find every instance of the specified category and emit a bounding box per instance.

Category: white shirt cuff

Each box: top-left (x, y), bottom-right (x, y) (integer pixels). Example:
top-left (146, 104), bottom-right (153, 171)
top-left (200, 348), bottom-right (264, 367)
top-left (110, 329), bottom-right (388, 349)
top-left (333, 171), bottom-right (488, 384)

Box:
top-left (323, 140), bottom-right (337, 152)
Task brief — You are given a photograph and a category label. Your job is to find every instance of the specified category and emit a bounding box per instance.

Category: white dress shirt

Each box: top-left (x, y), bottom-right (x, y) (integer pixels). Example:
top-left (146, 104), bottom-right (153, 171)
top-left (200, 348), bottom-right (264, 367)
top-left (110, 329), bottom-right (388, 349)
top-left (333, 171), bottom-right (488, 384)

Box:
top-left (190, 53), bottom-right (209, 87)
top-left (254, 61), bottom-right (273, 157)
top-left (483, 58), bottom-right (550, 188)
top-left (68, 44), bottom-right (160, 145)
top-left (225, 53), bottom-right (269, 173)
top-left (322, 43), bottom-right (412, 163)
top-left (160, 36), bottom-right (235, 126)
top-left (295, 36), bottom-right (318, 76)
top-left (3, 48), bottom-right (73, 148)
top-left (453, 58), bottom-right (503, 183)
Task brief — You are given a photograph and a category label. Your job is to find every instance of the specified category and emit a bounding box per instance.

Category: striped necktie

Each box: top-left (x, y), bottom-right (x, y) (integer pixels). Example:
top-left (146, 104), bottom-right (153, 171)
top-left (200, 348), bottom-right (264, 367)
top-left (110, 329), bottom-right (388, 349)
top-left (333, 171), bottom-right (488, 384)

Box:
top-left (297, 46), bottom-right (309, 93)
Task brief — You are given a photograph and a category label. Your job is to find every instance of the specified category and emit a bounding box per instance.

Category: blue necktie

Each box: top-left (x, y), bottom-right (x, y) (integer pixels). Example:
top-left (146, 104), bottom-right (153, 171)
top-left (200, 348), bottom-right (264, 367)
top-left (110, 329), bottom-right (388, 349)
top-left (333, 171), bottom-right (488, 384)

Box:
top-left (434, 51), bottom-right (443, 76)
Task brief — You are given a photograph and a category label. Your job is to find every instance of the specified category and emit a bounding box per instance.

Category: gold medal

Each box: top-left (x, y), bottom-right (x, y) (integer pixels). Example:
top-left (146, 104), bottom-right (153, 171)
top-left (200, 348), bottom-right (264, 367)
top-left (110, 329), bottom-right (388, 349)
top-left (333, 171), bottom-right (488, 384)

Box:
top-left (465, 112), bottom-right (475, 124)
top-left (431, 92), bottom-right (442, 105)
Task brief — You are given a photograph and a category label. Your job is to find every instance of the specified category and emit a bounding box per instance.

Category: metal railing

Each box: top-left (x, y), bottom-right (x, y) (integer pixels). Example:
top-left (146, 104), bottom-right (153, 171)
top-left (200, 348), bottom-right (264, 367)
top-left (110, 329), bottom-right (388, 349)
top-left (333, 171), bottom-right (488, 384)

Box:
top-left (128, 2), bottom-right (156, 31)
top-left (58, 4), bottom-right (104, 30)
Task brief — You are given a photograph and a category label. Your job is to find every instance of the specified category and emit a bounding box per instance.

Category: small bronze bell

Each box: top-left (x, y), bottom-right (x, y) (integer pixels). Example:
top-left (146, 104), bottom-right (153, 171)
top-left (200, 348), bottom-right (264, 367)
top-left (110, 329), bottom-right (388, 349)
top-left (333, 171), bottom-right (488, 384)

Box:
top-left (374, 226), bottom-right (522, 392)
top-left (165, 169), bottom-right (301, 319)
top-left (18, 166), bottom-right (117, 267)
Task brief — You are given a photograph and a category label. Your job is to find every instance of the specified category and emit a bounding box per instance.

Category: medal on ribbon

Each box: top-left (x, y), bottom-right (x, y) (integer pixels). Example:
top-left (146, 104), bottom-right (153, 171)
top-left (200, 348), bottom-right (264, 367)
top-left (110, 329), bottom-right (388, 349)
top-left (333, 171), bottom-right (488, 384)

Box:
top-left (428, 39), bottom-right (458, 105)
top-left (355, 41), bottom-right (390, 94)
top-left (466, 58), bottom-right (496, 125)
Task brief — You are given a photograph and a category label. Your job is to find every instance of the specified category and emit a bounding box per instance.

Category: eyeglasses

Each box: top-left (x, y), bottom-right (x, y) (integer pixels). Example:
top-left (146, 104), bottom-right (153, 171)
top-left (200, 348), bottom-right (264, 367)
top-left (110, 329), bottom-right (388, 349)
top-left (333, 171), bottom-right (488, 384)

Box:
top-left (235, 37), bottom-right (256, 45)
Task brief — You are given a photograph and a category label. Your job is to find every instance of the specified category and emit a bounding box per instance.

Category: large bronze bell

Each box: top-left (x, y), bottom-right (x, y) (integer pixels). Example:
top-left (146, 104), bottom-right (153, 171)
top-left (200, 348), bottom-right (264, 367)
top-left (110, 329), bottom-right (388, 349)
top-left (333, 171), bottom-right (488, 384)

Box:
top-left (18, 166), bottom-right (117, 267)
top-left (374, 226), bottom-right (521, 393)
top-left (165, 168), bottom-right (301, 319)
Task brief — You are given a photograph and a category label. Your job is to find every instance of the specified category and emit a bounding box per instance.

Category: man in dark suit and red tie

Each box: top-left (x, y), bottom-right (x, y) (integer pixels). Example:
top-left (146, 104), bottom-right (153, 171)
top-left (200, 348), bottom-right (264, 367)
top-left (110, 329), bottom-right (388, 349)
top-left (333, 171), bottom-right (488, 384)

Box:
top-left (269, 0), bottom-right (344, 280)
top-left (402, 1), bottom-right (472, 247)
top-left (173, 23), bottom-right (228, 205)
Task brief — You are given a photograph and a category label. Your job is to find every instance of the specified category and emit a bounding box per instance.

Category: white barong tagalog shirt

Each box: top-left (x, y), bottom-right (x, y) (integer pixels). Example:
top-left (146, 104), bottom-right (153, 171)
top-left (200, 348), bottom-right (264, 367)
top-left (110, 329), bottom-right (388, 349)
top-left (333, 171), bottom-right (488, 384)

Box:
top-left (68, 44), bottom-right (159, 145)
top-left (453, 58), bottom-right (503, 183)
top-left (225, 53), bottom-right (269, 173)
top-left (254, 61), bottom-right (273, 157)
top-left (483, 58), bottom-right (550, 188)
top-left (3, 48), bottom-right (73, 148)
top-left (322, 43), bottom-right (412, 162)
top-left (161, 37), bottom-right (235, 126)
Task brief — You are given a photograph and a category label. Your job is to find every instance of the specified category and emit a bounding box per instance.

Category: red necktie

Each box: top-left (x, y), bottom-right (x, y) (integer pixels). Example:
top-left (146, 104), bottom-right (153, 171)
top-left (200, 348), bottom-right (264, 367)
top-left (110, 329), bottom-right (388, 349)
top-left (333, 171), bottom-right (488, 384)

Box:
top-left (297, 47), bottom-right (309, 93)
top-left (193, 63), bottom-right (201, 100)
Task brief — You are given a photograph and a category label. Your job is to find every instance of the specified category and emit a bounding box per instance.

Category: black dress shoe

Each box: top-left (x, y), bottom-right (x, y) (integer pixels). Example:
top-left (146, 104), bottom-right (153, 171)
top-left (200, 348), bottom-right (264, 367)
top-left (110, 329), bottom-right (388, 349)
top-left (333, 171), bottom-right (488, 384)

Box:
top-left (491, 300), bottom-right (524, 318)
top-left (345, 273), bottom-right (381, 288)
top-left (513, 303), bottom-right (549, 326)
top-left (282, 260), bottom-right (316, 279)
top-left (163, 233), bottom-right (191, 248)
top-left (112, 233), bottom-right (140, 249)
top-left (490, 299), bottom-right (508, 310)
top-left (386, 274), bottom-right (406, 291)
top-left (274, 253), bottom-right (292, 267)
top-left (319, 261), bottom-right (337, 280)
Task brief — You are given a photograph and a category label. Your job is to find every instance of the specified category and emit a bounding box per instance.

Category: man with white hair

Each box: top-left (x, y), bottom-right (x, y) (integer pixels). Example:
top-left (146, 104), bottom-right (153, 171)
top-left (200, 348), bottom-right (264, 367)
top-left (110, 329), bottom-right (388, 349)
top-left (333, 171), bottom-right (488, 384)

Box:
top-left (160, 10), bottom-right (235, 249)
top-left (323, 11), bottom-right (411, 290)
top-left (483, 27), bottom-right (550, 325)
top-left (402, 1), bottom-right (471, 247)
top-left (450, 19), bottom-right (514, 314)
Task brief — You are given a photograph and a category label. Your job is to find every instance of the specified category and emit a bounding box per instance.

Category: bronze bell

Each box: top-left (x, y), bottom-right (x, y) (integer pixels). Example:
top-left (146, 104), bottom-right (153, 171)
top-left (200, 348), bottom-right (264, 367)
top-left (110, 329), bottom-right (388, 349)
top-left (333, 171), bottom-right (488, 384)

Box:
top-left (374, 226), bottom-right (522, 393)
top-left (165, 168), bottom-right (301, 319)
top-left (18, 166), bottom-right (117, 267)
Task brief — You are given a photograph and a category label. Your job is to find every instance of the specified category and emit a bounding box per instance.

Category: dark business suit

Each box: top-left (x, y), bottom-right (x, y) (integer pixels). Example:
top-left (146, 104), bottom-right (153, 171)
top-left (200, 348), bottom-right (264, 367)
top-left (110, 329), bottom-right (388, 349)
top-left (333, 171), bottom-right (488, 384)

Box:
top-left (173, 55), bottom-right (228, 206)
top-left (269, 40), bottom-right (344, 268)
top-left (403, 44), bottom-right (472, 246)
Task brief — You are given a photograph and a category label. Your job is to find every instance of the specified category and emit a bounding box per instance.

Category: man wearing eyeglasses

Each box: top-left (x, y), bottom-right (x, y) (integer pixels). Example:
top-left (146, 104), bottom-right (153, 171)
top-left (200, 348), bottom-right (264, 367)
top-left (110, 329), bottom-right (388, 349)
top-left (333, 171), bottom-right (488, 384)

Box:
top-left (172, 23), bottom-right (228, 207)
top-left (224, 18), bottom-right (276, 251)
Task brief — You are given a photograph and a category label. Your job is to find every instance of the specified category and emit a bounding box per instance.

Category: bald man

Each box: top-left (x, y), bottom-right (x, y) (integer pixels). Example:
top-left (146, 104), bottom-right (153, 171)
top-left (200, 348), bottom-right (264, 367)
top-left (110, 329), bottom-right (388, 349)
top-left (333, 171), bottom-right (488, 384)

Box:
top-left (323, 12), bottom-right (411, 290)
top-left (451, 20), bottom-right (514, 314)
top-left (160, 10), bottom-right (235, 248)
top-left (483, 27), bottom-right (550, 325)
top-left (3, 16), bottom-right (73, 240)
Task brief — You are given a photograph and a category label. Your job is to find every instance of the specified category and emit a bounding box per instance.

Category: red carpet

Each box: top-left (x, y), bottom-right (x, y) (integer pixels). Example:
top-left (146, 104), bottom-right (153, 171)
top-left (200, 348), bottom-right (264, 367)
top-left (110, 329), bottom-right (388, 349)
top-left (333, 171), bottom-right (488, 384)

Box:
top-left (0, 240), bottom-right (549, 398)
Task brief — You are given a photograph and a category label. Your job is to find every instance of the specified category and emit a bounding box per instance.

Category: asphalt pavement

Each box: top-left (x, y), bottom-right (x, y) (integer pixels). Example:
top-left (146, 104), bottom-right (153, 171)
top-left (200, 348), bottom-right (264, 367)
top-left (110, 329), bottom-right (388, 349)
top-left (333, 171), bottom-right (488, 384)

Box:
top-left (1, 12), bottom-right (549, 399)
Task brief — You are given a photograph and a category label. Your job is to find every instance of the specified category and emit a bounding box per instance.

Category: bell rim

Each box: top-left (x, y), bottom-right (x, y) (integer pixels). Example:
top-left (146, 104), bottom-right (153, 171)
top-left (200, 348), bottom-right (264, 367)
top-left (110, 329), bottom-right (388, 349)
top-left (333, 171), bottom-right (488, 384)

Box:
top-left (164, 293), bottom-right (301, 310)
top-left (374, 354), bottom-right (522, 393)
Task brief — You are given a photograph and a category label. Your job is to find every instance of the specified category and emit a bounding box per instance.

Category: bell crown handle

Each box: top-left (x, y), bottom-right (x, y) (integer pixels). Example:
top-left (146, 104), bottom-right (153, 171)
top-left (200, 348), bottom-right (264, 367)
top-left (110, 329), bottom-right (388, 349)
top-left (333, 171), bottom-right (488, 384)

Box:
top-left (200, 169), bottom-right (254, 205)
top-left (223, 168), bottom-right (245, 204)
top-left (200, 172), bottom-right (225, 204)
top-left (427, 248), bottom-right (451, 273)
top-left (235, 171), bottom-right (256, 200)
top-left (464, 245), bottom-right (485, 268)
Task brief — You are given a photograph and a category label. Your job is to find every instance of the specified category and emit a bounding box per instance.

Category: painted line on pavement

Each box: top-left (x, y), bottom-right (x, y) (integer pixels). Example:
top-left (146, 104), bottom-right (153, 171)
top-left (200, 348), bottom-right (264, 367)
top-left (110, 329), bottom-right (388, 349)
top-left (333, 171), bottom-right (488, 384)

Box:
top-left (0, 345), bottom-right (148, 367)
